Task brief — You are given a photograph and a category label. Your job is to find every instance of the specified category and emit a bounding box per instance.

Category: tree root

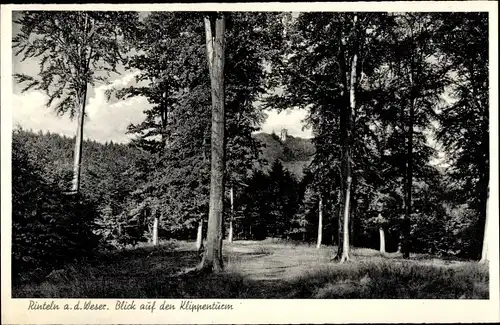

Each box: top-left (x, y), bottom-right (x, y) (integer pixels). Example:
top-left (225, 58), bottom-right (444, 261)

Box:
top-left (167, 266), bottom-right (202, 278)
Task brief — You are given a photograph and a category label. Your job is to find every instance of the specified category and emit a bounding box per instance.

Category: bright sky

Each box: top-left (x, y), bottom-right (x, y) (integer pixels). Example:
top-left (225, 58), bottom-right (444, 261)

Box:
top-left (12, 61), bottom-right (312, 143)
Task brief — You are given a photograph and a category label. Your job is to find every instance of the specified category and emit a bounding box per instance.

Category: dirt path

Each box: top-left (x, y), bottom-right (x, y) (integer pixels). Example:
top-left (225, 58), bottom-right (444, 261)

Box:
top-left (222, 241), bottom-right (471, 282)
top-left (224, 241), bottom-right (333, 281)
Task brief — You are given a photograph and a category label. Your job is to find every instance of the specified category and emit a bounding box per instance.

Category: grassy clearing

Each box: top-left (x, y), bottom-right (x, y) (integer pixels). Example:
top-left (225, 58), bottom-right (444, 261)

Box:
top-left (282, 260), bottom-right (488, 299)
top-left (13, 240), bottom-right (488, 299)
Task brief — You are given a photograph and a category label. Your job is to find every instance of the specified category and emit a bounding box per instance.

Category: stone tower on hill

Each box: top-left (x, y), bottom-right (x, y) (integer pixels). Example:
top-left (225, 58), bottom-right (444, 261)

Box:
top-left (280, 128), bottom-right (288, 142)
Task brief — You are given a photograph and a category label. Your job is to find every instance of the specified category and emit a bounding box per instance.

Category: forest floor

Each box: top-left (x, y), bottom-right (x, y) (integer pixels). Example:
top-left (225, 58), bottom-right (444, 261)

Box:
top-left (13, 239), bottom-right (489, 298)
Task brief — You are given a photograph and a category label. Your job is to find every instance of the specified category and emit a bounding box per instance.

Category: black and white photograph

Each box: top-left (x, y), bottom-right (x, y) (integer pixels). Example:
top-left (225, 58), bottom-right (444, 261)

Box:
top-left (1, 2), bottom-right (498, 324)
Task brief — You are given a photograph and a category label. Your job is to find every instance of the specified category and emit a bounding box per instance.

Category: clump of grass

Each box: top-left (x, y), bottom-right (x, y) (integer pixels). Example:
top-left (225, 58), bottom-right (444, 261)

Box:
top-left (281, 260), bottom-right (489, 299)
top-left (262, 237), bottom-right (287, 244)
top-left (263, 237), bottom-right (315, 247)
top-left (14, 266), bottom-right (258, 298)
top-left (253, 245), bottom-right (272, 255)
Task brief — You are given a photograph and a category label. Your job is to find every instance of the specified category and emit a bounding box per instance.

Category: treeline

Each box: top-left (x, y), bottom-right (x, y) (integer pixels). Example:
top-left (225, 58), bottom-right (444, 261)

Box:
top-left (12, 129), bottom-right (305, 243)
top-left (14, 127), bottom-right (484, 261)
top-left (12, 11), bottom-right (489, 279)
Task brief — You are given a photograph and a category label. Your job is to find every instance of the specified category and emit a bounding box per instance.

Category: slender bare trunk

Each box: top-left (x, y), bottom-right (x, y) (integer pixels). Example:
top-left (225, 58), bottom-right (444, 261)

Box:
top-left (473, 59), bottom-right (489, 263)
top-left (335, 22), bottom-right (347, 261)
top-left (71, 94), bottom-right (86, 194)
top-left (200, 15), bottom-right (226, 273)
top-left (350, 176), bottom-right (357, 247)
top-left (340, 175), bottom-right (352, 263)
top-left (228, 186), bottom-right (234, 243)
top-left (152, 217), bottom-right (158, 246)
top-left (198, 124), bottom-right (207, 252)
top-left (71, 14), bottom-right (90, 195)
top-left (160, 92), bottom-right (168, 151)
top-left (478, 122), bottom-right (489, 263)
top-left (339, 36), bottom-right (358, 263)
top-left (403, 74), bottom-right (416, 260)
top-left (480, 188), bottom-right (490, 263)
top-left (480, 225), bottom-right (488, 263)
top-left (228, 220), bottom-right (234, 243)
top-left (379, 227), bottom-right (386, 254)
top-left (316, 195), bottom-right (323, 249)
top-left (398, 96), bottom-right (405, 256)
top-left (196, 219), bottom-right (203, 251)
top-left (336, 192), bottom-right (343, 258)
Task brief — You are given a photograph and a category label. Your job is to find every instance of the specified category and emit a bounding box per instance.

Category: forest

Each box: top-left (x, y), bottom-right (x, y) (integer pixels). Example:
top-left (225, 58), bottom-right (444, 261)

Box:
top-left (11, 11), bottom-right (490, 299)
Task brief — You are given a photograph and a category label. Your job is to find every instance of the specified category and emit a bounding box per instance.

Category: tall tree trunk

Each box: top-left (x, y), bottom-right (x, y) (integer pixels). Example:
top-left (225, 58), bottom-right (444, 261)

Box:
top-left (403, 74), bottom-right (415, 260)
top-left (379, 226), bottom-right (386, 254)
top-left (228, 186), bottom-right (234, 243)
top-left (339, 23), bottom-right (358, 263)
top-left (160, 91), bottom-right (168, 150)
top-left (196, 219), bottom-right (203, 251)
top-left (478, 115), bottom-right (489, 263)
top-left (71, 14), bottom-right (90, 195)
top-left (152, 217), bottom-right (158, 246)
top-left (197, 127), bottom-right (208, 250)
top-left (316, 195), bottom-right (323, 249)
top-left (334, 15), bottom-right (361, 263)
top-left (350, 176), bottom-right (357, 247)
top-left (335, 20), bottom-right (348, 261)
top-left (336, 192), bottom-right (343, 259)
top-left (71, 93), bottom-right (87, 194)
top-left (331, 220), bottom-right (335, 247)
top-left (340, 174), bottom-right (352, 263)
top-left (200, 14), bottom-right (226, 273)
top-left (479, 185), bottom-right (490, 263)
top-left (397, 99), bottom-right (405, 256)
top-left (339, 77), bottom-right (356, 263)
top-left (480, 212), bottom-right (489, 263)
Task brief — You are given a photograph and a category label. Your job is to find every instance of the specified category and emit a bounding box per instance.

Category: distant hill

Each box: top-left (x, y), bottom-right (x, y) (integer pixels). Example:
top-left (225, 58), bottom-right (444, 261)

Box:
top-left (14, 128), bottom-right (315, 184)
top-left (253, 132), bottom-right (315, 180)
top-left (12, 128), bottom-right (146, 204)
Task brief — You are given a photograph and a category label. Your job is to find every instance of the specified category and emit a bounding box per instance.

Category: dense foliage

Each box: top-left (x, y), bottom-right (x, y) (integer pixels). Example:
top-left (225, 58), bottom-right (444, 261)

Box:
top-left (12, 11), bottom-right (490, 281)
top-left (12, 131), bottom-right (100, 283)
top-left (265, 12), bottom-right (489, 259)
